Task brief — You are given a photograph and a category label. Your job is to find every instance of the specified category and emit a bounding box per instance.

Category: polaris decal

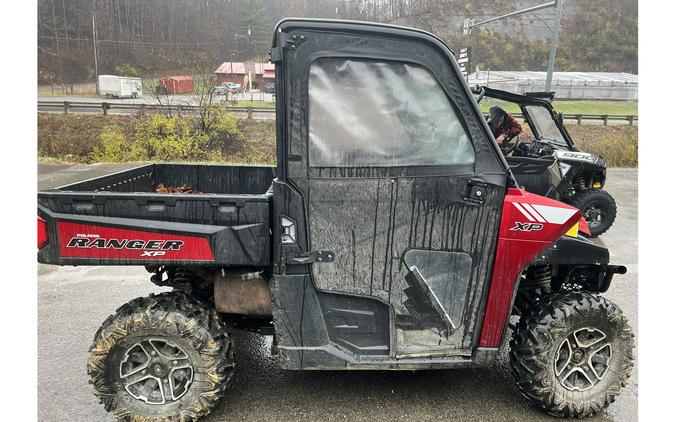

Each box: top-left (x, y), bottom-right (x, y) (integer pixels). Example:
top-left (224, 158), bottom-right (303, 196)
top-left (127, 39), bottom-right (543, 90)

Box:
top-left (57, 222), bottom-right (214, 261)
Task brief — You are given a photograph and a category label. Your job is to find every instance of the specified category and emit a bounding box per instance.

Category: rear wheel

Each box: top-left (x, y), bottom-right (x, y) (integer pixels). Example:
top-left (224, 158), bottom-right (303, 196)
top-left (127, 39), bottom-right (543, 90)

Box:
top-left (88, 292), bottom-right (234, 421)
top-left (510, 291), bottom-right (634, 418)
top-left (568, 189), bottom-right (616, 237)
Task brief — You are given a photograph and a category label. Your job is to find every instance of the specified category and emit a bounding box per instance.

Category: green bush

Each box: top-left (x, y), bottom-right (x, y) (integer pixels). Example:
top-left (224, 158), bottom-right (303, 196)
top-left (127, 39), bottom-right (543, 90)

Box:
top-left (202, 105), bottom-right (245, 150)
top-left (113, 63), bottom-right (141, 77)
top-left (92, 126), bottom-right (145, 162)
top-left (90, 108), bottom-right (244, 163)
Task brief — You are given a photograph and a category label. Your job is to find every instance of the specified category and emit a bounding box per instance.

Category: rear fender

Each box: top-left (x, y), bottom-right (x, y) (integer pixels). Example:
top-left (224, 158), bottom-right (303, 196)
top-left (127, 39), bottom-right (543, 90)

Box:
top-left (478, 188), bottom-right (582, 347)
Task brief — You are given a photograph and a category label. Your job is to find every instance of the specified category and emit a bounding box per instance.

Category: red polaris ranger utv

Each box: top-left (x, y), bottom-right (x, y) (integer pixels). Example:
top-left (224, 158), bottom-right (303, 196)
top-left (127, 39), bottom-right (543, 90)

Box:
top-left (37, 19), bottom-right (634, 421)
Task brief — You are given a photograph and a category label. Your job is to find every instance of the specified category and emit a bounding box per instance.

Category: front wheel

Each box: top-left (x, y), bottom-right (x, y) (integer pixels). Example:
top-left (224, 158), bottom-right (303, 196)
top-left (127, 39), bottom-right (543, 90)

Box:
top-left (568, 189), bottom-right (617, 237)
top-left (510, 291), bottom-right (634, 418)
top-left (88, 292), bottom-right (234, 421)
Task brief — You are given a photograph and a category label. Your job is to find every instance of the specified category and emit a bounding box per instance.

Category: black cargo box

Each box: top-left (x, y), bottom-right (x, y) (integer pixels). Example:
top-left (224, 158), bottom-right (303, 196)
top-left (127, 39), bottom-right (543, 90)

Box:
top-left (38, 163), bottom-right (275, 267)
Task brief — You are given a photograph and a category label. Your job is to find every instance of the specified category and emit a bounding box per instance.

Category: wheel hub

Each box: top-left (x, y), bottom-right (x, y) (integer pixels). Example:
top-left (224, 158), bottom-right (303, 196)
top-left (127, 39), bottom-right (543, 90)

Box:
top-left (119, 338), bottom-right (194, 405)
top-left (152, 362), bottom-right (168, 377)
top-left (584, 203), bottom-right (604, 228)
top-left (554, 327), bottom-right (612, 392)
top-left (571, 349), bottom-right (585, 363)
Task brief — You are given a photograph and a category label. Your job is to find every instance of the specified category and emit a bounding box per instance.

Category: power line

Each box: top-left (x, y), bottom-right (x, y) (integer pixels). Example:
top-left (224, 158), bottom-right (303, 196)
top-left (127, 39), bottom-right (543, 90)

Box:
top-left (38, 35), bottom-right (242, 48)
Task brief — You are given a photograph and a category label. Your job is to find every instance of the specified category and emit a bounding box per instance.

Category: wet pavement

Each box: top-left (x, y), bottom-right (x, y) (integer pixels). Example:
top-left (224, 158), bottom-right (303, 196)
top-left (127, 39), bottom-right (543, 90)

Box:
top-left (38, 164), bottom-right (638, 421)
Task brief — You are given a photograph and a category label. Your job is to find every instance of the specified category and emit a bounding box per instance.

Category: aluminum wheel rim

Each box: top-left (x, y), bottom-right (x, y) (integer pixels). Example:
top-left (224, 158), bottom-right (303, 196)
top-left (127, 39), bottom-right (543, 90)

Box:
top-left (554, 327), bottom-right (612, 392)
top-left (119, 338), bottom-right (194, 405)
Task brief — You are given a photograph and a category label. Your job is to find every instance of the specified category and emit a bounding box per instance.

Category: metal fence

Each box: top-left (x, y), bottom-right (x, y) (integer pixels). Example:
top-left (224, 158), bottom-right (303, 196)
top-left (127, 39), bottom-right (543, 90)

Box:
top-left (37, 100), bottom-right (275, 119)
top-left (37, 100), bottom-right (637, 125)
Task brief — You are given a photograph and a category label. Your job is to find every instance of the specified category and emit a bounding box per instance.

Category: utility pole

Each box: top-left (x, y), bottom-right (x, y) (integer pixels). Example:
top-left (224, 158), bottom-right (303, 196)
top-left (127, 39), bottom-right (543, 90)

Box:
top-left (92, 0), bottom-right (100, 95)
top-left (545, 0), bottom-right (563, 91)
top-left (463, 0), bottom-right (563, 92)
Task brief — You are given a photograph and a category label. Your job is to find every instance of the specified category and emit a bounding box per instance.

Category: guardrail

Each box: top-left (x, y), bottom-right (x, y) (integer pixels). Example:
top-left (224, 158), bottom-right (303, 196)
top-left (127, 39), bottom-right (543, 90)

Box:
top-left (513, 112), bottom-right (636, 126)
top-left (37, 101), bottom-right (276, 119)
top-left (38, 101), bottom-right (637, 125)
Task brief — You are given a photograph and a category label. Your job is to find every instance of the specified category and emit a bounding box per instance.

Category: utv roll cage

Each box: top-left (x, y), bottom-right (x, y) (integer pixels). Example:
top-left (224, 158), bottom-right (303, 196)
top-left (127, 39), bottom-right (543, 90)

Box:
top-left (472, 85), bottom-right (576, 150)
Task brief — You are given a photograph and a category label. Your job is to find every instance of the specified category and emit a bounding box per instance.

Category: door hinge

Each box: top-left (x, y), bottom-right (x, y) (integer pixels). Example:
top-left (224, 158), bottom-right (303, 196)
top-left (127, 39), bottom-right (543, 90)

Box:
top-left (269, 46), bottom-right (284, 63)
top-left (286, 250), bottom-right (335, 265)
top-left (270, 32), bottom-right (300, 63)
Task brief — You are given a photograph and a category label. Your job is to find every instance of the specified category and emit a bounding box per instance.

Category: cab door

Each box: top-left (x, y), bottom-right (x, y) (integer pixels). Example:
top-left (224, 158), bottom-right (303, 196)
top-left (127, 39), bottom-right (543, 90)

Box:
top-left (273, 20), bottom-right (508, 358)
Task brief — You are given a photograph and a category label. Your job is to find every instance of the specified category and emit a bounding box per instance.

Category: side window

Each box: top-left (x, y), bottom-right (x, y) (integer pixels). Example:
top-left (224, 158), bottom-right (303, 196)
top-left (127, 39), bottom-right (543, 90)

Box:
top-left (308, 58), bottom-right (475, 167)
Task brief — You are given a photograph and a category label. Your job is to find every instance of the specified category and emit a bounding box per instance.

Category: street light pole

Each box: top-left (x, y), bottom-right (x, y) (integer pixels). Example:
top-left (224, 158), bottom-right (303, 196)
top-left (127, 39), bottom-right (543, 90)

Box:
top-left (92, 0), bottom-right (100, 95)
top-left (545, 0), bottom-right (563, 91)
top-left (463, 0), bottom-right (563, 93)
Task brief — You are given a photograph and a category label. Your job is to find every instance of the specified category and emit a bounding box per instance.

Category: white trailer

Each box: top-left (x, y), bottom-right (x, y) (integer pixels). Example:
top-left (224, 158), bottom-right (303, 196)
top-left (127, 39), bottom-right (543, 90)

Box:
top-left (98, 75), bottom-right (142, 98)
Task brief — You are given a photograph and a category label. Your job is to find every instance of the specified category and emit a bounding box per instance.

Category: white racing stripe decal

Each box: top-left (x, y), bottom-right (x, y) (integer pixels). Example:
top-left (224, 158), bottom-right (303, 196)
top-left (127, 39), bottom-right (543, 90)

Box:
top-left (512, 201), bottom-right (577, 225)
top-left (512, 202), bottom-right (535, 222)
top-left (521, 203), bottom-right (547, 223)
top-left (531, 204), bottom-right (577, 224)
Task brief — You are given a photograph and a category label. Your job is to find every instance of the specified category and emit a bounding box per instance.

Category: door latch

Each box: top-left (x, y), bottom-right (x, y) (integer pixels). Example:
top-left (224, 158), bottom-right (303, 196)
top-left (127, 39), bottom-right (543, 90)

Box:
top-left (287, 250), bottom-right (335, 265)
top-left (465, 180), bottom-right (487, 204)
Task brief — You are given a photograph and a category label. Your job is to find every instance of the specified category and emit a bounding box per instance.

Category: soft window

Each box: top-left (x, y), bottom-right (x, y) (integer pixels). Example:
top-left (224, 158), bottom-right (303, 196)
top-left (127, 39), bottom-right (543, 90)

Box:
top-left (308, 58), bottom-right (475, 167)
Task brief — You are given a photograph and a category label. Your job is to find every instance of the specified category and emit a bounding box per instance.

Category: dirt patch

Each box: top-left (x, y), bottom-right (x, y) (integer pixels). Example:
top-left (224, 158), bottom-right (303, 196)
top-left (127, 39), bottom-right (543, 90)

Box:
top-left (38, 114), bottom-right (135, 163)
top-left (232, 120), bottom-right (276, 164)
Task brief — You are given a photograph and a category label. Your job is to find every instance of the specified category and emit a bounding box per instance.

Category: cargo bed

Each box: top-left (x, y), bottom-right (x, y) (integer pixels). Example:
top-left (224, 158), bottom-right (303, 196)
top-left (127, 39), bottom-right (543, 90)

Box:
top-left (38, 163), bottom-right (275, 267)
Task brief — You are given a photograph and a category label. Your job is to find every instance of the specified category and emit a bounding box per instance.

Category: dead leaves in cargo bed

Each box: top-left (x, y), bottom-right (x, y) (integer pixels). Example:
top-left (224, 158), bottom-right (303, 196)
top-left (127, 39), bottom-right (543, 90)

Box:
top-left (155, 183), bottom-right (202, 194)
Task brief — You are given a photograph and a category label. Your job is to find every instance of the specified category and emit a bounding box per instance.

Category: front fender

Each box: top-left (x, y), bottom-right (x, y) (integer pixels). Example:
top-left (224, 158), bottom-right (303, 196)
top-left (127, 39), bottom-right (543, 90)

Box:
top-left (478, 188), bottom-right (582, 348)
top-left (532, 235), bottom-right (608, 266)
top-left (531, 235), bottom-right (626, 292)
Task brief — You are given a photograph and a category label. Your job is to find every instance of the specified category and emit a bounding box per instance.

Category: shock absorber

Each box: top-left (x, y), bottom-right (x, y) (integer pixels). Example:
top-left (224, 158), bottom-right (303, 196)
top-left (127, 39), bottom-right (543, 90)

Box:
top-left (573, 174), bottom-right (586, 191)
top-left (526, 265), bottom-right (553, 293)
top-left (513, 265), bottom-right (553, 316)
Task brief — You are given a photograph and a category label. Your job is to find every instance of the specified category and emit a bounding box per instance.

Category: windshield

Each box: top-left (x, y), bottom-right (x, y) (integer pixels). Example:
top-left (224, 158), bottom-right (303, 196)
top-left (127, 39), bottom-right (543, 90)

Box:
top-left (525, 105), bottom-right (568, 145)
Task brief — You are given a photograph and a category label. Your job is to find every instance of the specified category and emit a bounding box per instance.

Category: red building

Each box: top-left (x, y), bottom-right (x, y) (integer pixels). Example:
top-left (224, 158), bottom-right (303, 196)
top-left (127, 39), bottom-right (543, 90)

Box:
top-left (214, 62), bottom-right (248, 86)
top-left (159, 76), bottom-right (195, 94)
top-left (262, 63), bottom-right (275, 83)
top-left (214, 62), bottom-right (275, 89)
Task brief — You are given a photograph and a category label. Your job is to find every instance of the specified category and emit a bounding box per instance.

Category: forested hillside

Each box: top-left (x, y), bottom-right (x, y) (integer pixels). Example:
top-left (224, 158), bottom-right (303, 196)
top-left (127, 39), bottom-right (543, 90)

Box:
top-left (38, 0), bottom-right (637, 84)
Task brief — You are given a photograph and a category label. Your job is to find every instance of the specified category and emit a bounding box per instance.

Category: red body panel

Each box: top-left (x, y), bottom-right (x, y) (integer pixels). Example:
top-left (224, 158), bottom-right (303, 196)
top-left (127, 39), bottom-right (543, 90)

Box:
top-left (38, 217), bottom-right (48, 250)
top-left (478, 188), bottom-right (582, 347)
top-left (57, 222), bottom-right (214, 261)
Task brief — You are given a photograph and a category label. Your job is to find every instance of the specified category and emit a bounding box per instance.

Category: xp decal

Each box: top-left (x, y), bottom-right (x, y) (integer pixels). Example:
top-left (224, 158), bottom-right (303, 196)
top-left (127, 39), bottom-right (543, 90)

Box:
top-left (511, 222), bottom-right (543, 231)
top-left (57, 221), bottom-right (214, 261)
